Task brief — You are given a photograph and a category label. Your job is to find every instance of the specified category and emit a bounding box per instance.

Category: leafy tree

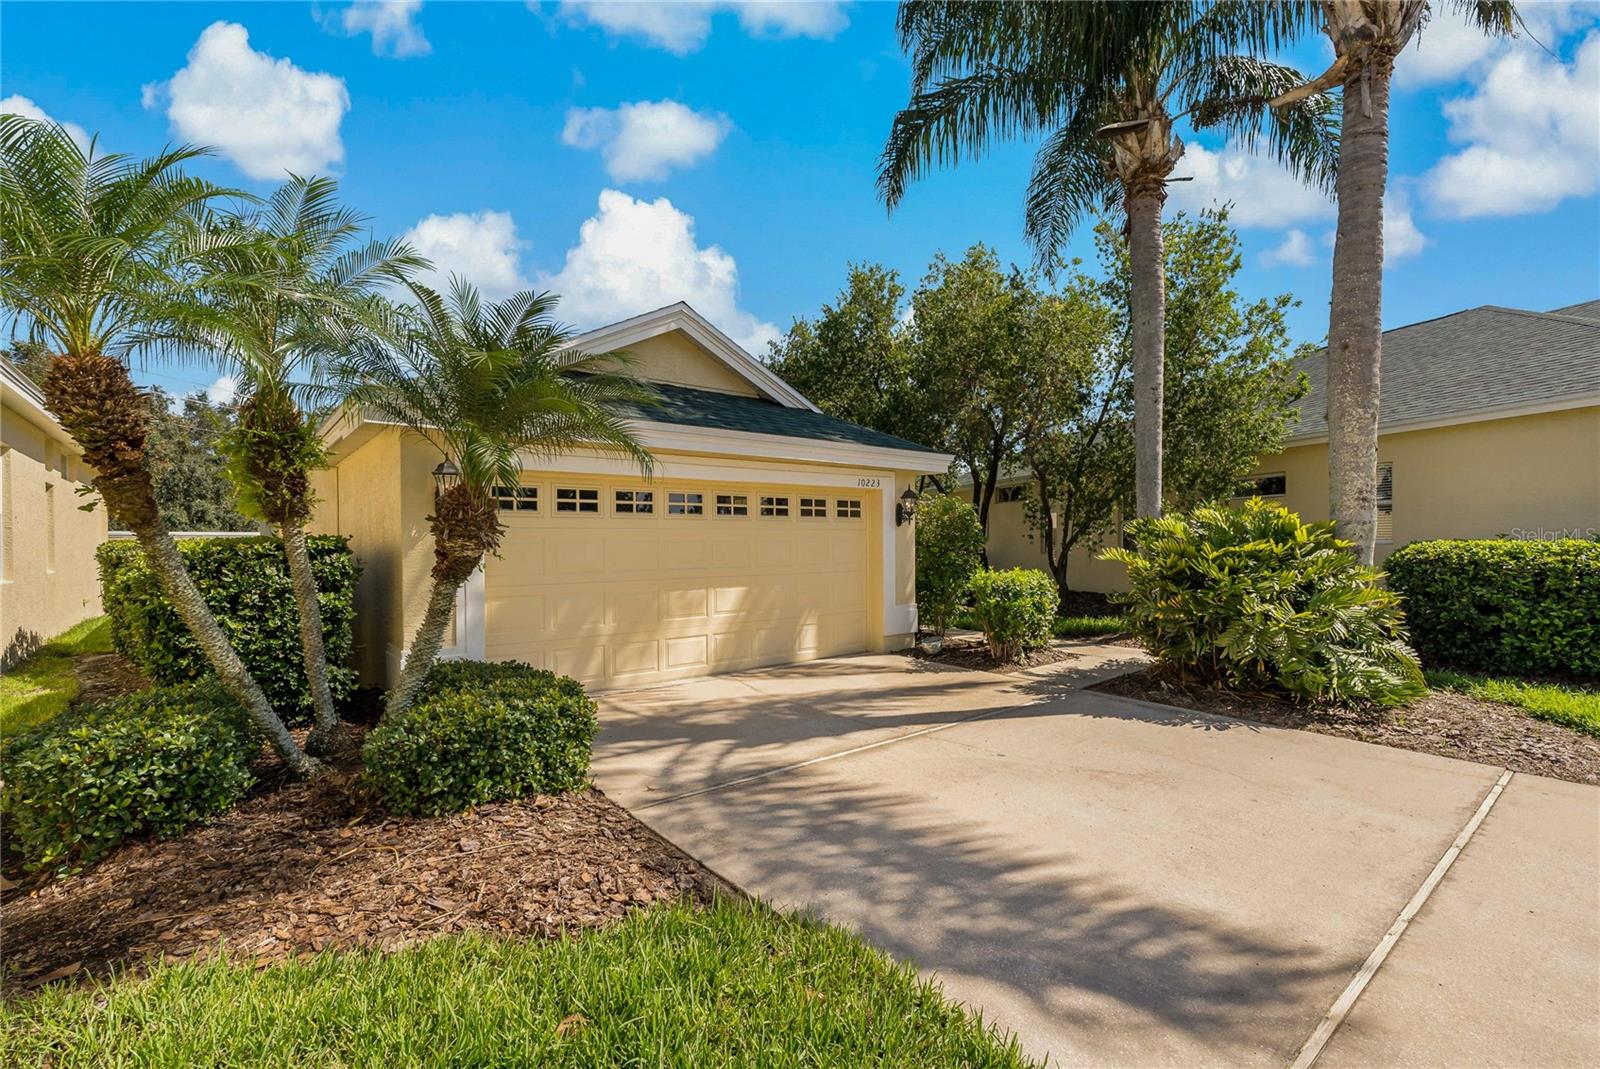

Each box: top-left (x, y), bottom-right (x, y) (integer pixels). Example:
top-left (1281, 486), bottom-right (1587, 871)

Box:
top-left (0, 114), bottom-right (316, 776)
top-left (879, 1), bottom-right (1337, 521)
top-left (1270, 2), bottom-right (1516, 563)
top-left (335, 280), bottom-right (654, 718)
top-left (2, 339), bottom-right (53, 383)
top-left (913, 492), bottom-right (986, 635)
top-left (144, 389), bottom-right (252, 532)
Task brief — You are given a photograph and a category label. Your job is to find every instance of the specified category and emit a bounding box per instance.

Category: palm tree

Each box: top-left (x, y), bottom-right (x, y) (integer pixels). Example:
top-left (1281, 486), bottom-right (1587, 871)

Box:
top-left (0, 114), bottom-right (319, 777)
top-left (336, 279), bottom-right (654, 718)
top-left (194, 175), bottom-right (424, 753)
top-left (879, 1), bottom-right (1338, 518)
top-left (1270, 1), bottom-right (1515, 564)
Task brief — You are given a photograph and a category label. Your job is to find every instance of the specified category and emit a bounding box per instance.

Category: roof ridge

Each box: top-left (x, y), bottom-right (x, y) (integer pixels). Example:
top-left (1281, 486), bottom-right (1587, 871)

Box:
top-left (1478, 304), bottom-right (1600, 329)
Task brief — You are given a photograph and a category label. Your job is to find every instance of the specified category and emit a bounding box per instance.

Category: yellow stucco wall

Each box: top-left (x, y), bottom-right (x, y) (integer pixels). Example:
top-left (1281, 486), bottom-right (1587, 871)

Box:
top-left (981, 489), bottom-right (1129, 593)
top-left (1, 393), bottom-right (107, 664)
top-left (610, 332), bottom-right (760, 397)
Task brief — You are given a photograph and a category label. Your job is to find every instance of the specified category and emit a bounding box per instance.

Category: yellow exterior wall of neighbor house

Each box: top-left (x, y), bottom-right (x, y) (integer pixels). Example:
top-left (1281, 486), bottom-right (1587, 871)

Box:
top-left (982, 489), bottom-right (1131, 594)
top-left (612, 332), bottom-right (761, 397)
top-left (0, 390), bottom-right (107, 664)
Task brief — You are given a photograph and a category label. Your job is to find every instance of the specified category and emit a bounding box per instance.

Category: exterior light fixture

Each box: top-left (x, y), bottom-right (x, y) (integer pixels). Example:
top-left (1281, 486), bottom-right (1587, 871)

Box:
top-left (431, 459), bottom-right (461, 499)
top-left (895, 486), bottom-right (918, 526)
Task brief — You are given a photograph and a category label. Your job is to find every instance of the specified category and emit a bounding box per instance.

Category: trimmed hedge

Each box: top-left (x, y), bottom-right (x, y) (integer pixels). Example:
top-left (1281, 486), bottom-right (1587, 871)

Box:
top-left (363, 660), bottom-right (598, 816)
top-left (916, 493), bottom-right (987, 636)
top-left (1, 681), bottom-right (259, 875)
top-left (1386, 539), bottom-right (1600, 678)
top-left (967, 568), bottom-right (1057, 661)
top-left (97, 536), bottom-right (358, 723)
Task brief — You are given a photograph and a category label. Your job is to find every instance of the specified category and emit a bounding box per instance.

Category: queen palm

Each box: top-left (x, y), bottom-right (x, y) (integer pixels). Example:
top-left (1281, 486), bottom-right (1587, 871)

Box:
top-left (879, 1), bottom-right (1338, 519)
top-left (1271, 1), bottom-right (1515, 564)
top-left (336, 279), bottom-right (654, 718)
top-left (195, 175), bottom-right (424, 753)
top-left (0, 114), bottom-right (318, 776)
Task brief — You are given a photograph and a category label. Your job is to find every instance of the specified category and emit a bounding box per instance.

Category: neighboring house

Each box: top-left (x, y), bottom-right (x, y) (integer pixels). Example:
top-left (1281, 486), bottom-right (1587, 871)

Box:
top-left (984, 300), bottom-right (1600, 593)
top-left (310, 302), bottom-right (952, 691)
top-left (0, 357), bottom-right (107, 665)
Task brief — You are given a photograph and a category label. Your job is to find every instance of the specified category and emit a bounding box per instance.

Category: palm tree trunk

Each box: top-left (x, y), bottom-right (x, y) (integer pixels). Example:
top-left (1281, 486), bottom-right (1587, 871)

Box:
top-left (384, 571), bottom-right (470, 718)
top-left (282, 524), bottom-right (342, 754)
top-left (1127, 188), bottom-right (1165, 519)
top-left (1326, 58), bottom-right (1392, 566)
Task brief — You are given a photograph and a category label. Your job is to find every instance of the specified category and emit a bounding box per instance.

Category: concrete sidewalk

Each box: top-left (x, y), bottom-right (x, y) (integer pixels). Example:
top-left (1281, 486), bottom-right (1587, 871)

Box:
top-left (593, 649), bottom-right (1600, 1068)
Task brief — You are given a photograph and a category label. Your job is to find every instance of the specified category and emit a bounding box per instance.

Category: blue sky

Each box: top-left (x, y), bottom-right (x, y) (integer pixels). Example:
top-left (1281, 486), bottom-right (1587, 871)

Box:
top-left (3, 1), bottom-right (1598, 402)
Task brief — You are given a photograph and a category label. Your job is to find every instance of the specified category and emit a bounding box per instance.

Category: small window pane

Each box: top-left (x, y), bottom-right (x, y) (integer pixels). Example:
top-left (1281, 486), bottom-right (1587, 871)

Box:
top-left (615, 489), bottom-right (654, 514)
top-left (668, 491), bottom-right (704, 516)
top-left (997, 485), bottom-right (1026, 503)
top-left (1245, 473), bottom-right (1287, 498)
top-left (836, 498), bottom-right (862, 519)
top-left (556, 487), bottom-right (599, 513)
top-left (716, 493), bottom-right (748, 517)
top-left (799, 496), bottom-right (827, 518)
top-left (492, 485), bottom-right (538, 512)
top-left (760, 495), bottom-right (790, 517)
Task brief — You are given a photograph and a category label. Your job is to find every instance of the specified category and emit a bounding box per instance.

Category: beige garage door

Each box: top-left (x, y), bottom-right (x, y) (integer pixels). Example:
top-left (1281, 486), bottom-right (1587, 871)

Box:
top-left (482, 474), bottom-right (871, 689)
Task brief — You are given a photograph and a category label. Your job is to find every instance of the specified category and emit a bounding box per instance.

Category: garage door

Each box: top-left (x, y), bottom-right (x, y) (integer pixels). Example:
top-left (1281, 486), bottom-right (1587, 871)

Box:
top-left (482, 474), bottom-right (871, 689)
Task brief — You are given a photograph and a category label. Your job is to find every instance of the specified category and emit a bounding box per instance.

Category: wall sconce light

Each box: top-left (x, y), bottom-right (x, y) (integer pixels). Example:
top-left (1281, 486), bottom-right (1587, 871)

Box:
top-left (431, 459), bottom-right (461, 500)
top-left (895, 486), bottom-right (918, 526)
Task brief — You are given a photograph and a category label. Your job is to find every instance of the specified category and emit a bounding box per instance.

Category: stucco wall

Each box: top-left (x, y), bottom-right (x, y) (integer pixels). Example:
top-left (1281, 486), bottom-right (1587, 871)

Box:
top-left (612, 332), bottom-right (760, 397)
top-left (1, 396), bottom-right (107, 664)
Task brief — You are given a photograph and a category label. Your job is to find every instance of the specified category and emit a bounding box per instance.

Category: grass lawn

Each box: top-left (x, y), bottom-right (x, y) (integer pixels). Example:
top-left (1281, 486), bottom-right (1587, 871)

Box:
top-left (1052, 614), bottom-right (1128, 639)
top-left (0, 616), bottom-right (112, 737)
top-left (3, 898), bottom-right (1036, 1069)
top-left (1425, 670), bottom-right (1600, 738)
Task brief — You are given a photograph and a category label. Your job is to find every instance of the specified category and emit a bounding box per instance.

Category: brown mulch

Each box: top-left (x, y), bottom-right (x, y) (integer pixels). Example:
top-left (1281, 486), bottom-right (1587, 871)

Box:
top-left (1098, 669), bottom-right (1600, 785)
top-left (70, 651), bottom-right (149, 707)
top-left (1, 759), bottom-right (726, 991)
top-left (912, 635), bottom-right (1074, 674)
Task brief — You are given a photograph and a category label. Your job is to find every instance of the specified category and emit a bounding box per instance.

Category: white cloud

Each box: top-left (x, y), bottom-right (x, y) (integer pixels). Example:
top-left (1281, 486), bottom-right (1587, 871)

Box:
top-left (401, 210), bottom-right (528, 299)
top-left (1400, 2), bottom-right (1593, 85)
top-left (1426, 32), bottom-right (1600, 217)
top-left (1261, 229), bottom-right (1317, 268)
top-left (0, 95), bottom-right (89, 151)
top-left (540, 189), bottom-right (778, 354)
top-left (147, 21), bottom-right (350, 181)
top-left (1166, 142), bottom-right (1334, 229)
top-left (205, 375), bottom-right (237, 406)
top-left (561, 100), bottom-right (731, 181)
top-left (321, 1), bottom-right (431, 58)
top-left (555, 1), bottom-right (847, 55)
top-left (1382, 193), bottom-right (1427, 262)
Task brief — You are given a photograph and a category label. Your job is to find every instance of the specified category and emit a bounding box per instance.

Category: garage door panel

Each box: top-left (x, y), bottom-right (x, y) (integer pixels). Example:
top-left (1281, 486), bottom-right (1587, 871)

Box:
top-left (606, 536), bottom-right (661, 573)
top-left (661, 540), bottom-right (711, 570)
top-left (606, 588), bottom-right (659, 628)
top-left (548, 589), bottom-right (609, 635)
top-left (663, 635), bottom-right (708, 669)
top-left (661, 586), bottom-right (709, 620)
top-left (554, 540), bottom-right (605, 574)
top-left (711, 629), bottom-right (754, 666)
top-left (550, 644), bottom-right (606, 682)
top-left (754, 539), bottom-right (794, 567)
top-left (610, 639), bottom-right (660, 677)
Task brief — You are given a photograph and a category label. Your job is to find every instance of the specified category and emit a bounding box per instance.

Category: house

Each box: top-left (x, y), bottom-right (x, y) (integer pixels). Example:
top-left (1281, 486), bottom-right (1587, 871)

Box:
top-left (984, 300), bottom-right (1600, 592)
top-left (310, 302), bottom-right (952, 691)
top-left (0, 357), bottom-right (107, 665)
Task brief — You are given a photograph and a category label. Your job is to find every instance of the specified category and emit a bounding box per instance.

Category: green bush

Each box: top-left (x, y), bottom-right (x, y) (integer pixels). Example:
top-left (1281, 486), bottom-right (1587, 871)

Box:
top-left (1, 681), bottom-right (259, 875)
top-left (363, 660), bottom-right (598, 816)
top-left (967, 568), bottom-right (1057, 660)
top-left (97, 536), bottom-right (358, 723)
top-left (1386, 539), bottom-right (1600, 678)
top-left (916, 493), bottom-right (987, 635)
top-left (1103, 500), bottom-right (1426, 706)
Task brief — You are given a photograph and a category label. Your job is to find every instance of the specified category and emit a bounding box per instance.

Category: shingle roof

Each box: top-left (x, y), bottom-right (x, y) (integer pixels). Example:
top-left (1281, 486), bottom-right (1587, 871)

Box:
top-left (1287, 303), bottom-right (1600, 440)
top-left (623, 381), bottom-right (943, 455)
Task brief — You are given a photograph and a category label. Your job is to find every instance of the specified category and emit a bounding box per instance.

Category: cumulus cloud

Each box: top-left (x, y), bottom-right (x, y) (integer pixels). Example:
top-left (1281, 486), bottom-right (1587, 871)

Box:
top-left (0, 95), bottom-right (90, 150)
top-left (401, 210), bottom-right (528, 299)
top-left (562, 100), bottom-right (731, 181)
top-left (555, 1), bottom-right (848, 55)
top-left (1261, 229), bottom-right (1317, 268)
top-left (1382, 193), bottom-right (1427, 262)
top-left (1426, 31), bottom-right (1600, 217)
top-left (321, 1), bottom-right (431, 58)
top-left (1166, 141), bottom-right (1334, 229)
top-left (540, 189), bottom-right (778, 353)
top-left (145, 21), bottom-right (349, 181)
top-left (205, 375), bottom-right (237, 406)
top-left (1400, 1), bottom-right (1593, 85)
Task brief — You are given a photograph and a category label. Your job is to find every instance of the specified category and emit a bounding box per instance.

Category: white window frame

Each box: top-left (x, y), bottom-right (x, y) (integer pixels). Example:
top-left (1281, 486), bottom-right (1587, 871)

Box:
top-left (667, 491), bottom-right (704, 516)
top-left (759, 494), bottom-right (791, 518)
top-left (835, 498), bottom-right (863, 520)
top-left (492, 484), bottom-right (538, 513)
top-left (715, 493), bottom-right (749, 517)
top-left (555, 486), bottom-right (600, 514)
top-left (799, 496), bottom-right (827, 518)
top-left (614, 489), bottom-right (655, 515)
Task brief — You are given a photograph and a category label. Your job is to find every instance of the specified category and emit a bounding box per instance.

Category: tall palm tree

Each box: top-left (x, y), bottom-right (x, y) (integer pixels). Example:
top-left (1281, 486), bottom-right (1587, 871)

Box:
top-left (879, 1), bottom-right (1337, 518)
top-left (1271, 1), bottom-right (1515, 564)
top-left (194, 175), bottom-right (424, 753)
top-left (0, 114), bottom-right (319, 777)
top-left (336, 279), bottom-right (654, 718)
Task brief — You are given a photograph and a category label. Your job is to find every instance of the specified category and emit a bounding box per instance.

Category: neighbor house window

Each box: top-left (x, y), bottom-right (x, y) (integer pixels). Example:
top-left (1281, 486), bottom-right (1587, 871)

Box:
top-left (759, 495), bottom-right (790, 517)
top-left (1246, 473), bottom-right (1287, 498)
top-left (1376, 463), bottom-right (1394, 543)
top-left (716, 493), bottom-right (748, 516)
top-left (997, 485), bottom-right (1027, 503)
top-left (835, 498), bottom-right (862, 519)
top-left (556, 487), bottom-right (599, 513)
top-left (668, 491), bottom-right (704, 516)
top-left (492, 485), bottom-right (538, 512)
top-left (799, 497), bottom-right (827, 518)
top-left (614, 489), bottom-right (654, 515)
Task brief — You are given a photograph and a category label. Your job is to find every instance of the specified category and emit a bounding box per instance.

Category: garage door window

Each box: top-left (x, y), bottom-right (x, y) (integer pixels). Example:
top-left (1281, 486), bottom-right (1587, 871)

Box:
top-left (556, 487), bottom-right (599, 513)
top-left (615, 490), bottom-right (654, 514)
top-left (836, 498), bottom-right (862, 519)
top-left (493, 485), bottom-right (537, 512)
top-left (716, 493), bottom-right (748, 516)
top-left (799, 497), bottom-right (827, 518)
top-left (668, 491), bottom-right (704, 516)
top-left (760, 495), bottom-right (790, 517)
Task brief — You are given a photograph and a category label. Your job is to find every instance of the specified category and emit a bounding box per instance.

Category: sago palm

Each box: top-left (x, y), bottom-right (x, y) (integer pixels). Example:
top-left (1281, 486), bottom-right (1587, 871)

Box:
top-left (0, 114), bottom-right (318, 776)
top-left (194, 175), bottom-right (424, 753)
top-left (879, 1), bottom-right (1338, 519)
top-left (1270, 1), bottom-right (1516, 564)
top-left (336, 279), bottom-right (655, 717)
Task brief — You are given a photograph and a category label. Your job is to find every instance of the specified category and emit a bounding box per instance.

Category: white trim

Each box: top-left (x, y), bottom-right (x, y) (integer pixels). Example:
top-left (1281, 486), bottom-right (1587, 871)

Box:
top-left (631, 419), bottom-right (951, 472)
top-left (1284, 393), bottom-right (1600, 446)
top-left (0, 359), bottom-right (82, 453)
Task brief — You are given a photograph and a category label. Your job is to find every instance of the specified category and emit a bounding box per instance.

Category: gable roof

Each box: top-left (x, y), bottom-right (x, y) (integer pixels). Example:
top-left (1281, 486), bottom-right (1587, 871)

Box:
top-left (622, 381), bottom-right (936, 453)
top-left (1286, 303), bottom-right (1600, 443)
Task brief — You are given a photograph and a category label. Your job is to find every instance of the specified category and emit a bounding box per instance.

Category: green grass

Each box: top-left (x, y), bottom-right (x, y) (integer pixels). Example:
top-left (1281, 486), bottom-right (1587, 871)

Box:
top-left (0, 616), bottom-right (112, 737)
top-left (2, 898), bottom-right (1037, 1069)
top-left (1051, 614), bottom-right (1129, 639)
top-left (1426, 669), bottom-right (1600, 737)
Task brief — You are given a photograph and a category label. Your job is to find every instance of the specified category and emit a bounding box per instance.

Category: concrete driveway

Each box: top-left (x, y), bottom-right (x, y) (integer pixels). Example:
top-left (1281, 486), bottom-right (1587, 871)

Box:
top-left (591, 648), bottom-right (1600, 1068)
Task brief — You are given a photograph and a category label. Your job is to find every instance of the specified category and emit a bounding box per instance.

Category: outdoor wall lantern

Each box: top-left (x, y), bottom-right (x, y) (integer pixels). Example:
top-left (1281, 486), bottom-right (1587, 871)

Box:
top-left (432, 459), bottom-right (462, 500)
top-left (895, 486), bottom-right (918, 527)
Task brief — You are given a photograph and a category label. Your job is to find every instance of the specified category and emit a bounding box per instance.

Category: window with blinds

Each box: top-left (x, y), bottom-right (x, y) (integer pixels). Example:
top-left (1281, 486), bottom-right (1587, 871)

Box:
top-left (1376, 462), bottom-right (1394, 543)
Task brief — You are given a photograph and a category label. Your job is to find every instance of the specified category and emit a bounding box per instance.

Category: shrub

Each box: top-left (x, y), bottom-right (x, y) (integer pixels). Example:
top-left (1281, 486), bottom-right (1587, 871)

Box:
top-left (363, 660), bottom-right (598, 816)
top-left (1, 681), bottom-right (259, 874)
top-left (97, 536), bottom-right (359, 723)
top-left (1386, 539), bottom-right (1600, 678)
top-left (916, 493), bottom-right (987, 635)
top-left (967, 568), bottom-right (1057, 660)
top-left (1103, 500), bottom-right (1426, 706)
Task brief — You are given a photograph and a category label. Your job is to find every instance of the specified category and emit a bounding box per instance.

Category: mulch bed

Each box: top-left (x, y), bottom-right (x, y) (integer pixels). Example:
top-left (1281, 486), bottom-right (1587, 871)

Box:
top-left (911, 635), bottom-right (1074, 674)
top-left (70, 651), bottom-right (149, 707)
top-left (1098, 669), bottom-right (1600, 785)
top-left (1, 740), bottom-right (726, 991)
